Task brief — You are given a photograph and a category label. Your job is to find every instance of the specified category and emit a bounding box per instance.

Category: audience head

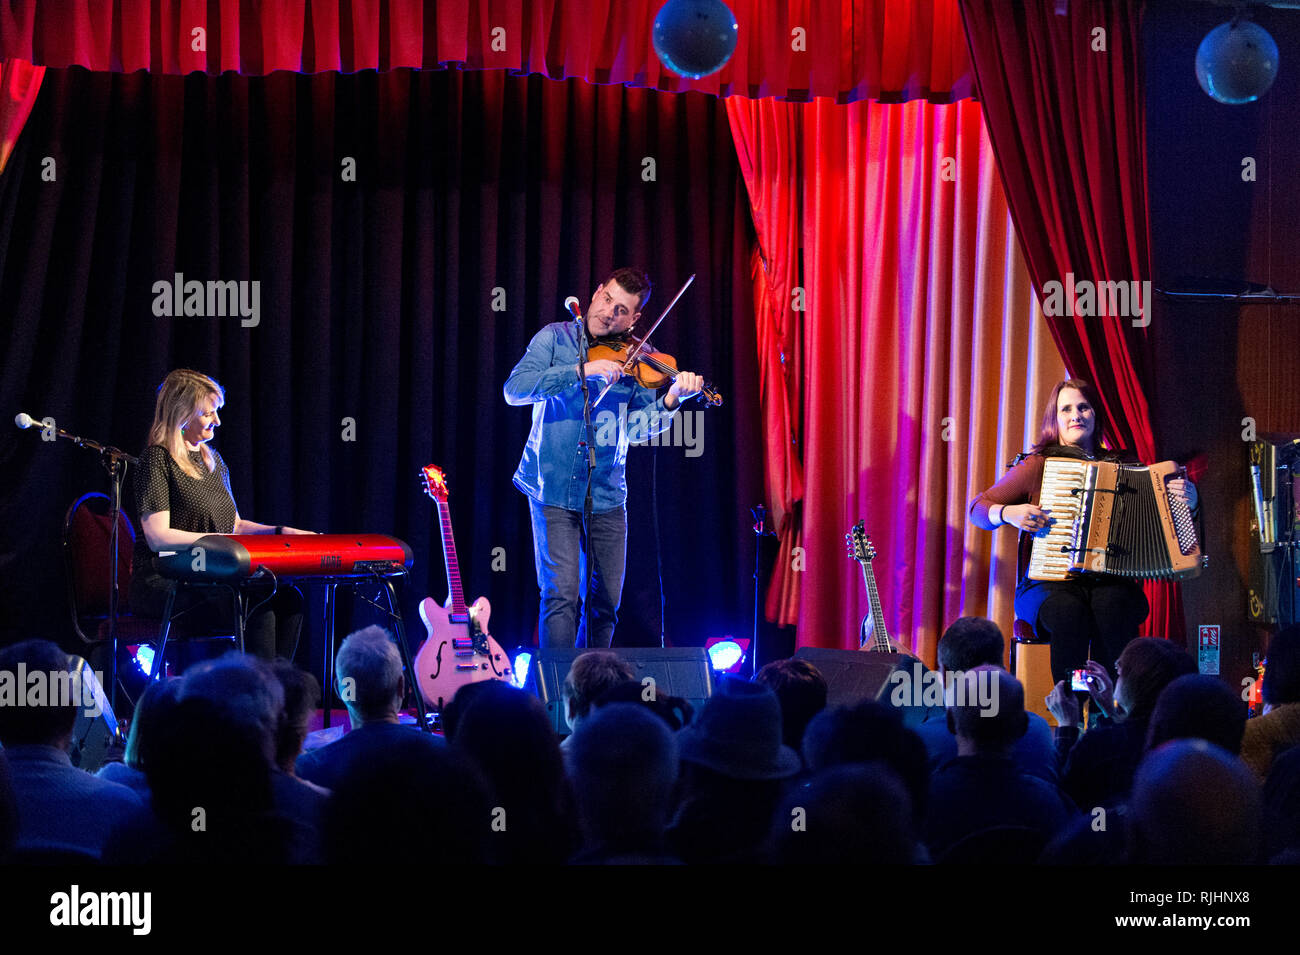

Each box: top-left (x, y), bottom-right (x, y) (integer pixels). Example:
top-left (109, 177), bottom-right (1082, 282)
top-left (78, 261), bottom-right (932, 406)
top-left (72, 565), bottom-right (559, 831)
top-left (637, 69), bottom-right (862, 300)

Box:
top-left (270, 660), bottom-right (321, 773)
top-left (323, 738), bottom-right (494, 865)
top-left (754, 658), bottom-right (828, 751)
top-left (440, 679), bottom-right (497, 741)
top-left (562, 650), bottom-right (635, 731)
top-left (180, 653), bottom-right (283, 761)
top-left (452, 681), bottom-right (576, 863)
top-left (123, 677), bottom-right (183, 770)
top-left (946, 666), bottom-right (1027, 756)
top-left (142, 695), bottom-right (278, 852)
top-left (1114, 637), bottom-right (1197, 722)
top-left (591, 680), bottom-right (694, 731)
top-left (1128, 740), bottom-right (1261, 864)
top-left (0, 640), bottom-right (79, 749)
top-left (1145, 674), bottom-right (1246, 755)
top-left (937, 617), bottom-right (1005, 673)
top-left (334, 626), bottom-right (404, 725)
top-left (772, 764), bottom-right (917, 864)
top-left (1262, 623), bottom-right (1300, 708)
top-left (677, 677), bottom-right (801, 781)
top-left (802, 700), bottom-right (929, 823)
top-left (568, 703), bottom-right (678, 854)
top-left (1262, 745), bottom-right (1300, 861)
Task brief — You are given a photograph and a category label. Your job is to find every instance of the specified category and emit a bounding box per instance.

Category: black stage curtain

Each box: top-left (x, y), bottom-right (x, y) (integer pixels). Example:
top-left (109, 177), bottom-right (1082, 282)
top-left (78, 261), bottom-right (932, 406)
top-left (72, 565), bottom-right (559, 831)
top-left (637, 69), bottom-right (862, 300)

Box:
top-left (0, 65), bottom-right (762, 672)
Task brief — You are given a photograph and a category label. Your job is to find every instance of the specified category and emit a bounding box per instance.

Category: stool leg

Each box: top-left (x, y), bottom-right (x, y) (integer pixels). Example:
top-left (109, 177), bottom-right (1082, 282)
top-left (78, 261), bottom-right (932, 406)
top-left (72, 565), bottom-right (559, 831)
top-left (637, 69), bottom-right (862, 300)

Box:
top-left (232, 585), bottom-right (245, 654)
top-left (382, 579), bottom-right (433, 734)
top-left (323, 583), bottom-right (337, 730)
top-left (154, 584), bottom-right (177, 681)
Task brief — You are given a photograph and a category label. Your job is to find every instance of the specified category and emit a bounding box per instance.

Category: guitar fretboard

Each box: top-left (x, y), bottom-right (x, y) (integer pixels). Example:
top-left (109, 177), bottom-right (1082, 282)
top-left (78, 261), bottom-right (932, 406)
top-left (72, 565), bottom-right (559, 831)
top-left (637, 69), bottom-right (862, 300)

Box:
top-left (435, 499), bottom-right (468, 618)
top-left (860, 562), bottom-right (891, 652)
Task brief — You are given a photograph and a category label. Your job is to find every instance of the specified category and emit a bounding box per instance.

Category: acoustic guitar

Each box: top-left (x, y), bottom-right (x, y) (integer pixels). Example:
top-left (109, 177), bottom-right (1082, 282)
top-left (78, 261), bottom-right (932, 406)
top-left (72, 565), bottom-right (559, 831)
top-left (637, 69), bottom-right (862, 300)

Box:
top-left (845, 521), bottom-right (916, 655)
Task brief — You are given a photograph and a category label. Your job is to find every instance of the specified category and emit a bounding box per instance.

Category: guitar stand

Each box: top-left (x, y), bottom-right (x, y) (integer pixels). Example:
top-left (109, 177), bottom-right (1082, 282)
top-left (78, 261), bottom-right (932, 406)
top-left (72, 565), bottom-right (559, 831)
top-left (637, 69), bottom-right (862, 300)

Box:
top-left (321, 574), bottom-right (433, 735)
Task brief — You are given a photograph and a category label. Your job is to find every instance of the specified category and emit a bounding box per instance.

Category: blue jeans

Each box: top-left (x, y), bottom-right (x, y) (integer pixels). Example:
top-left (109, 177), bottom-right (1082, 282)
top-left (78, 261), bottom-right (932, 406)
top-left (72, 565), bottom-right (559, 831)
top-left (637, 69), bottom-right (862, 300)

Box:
top-left (528, 499), bottom-right (627, 649)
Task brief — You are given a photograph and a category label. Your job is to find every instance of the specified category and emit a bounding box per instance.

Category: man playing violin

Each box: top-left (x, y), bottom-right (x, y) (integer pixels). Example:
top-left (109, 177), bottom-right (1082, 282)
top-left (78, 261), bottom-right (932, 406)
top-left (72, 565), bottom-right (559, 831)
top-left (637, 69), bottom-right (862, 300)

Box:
top-left (504, 267), bottom-right (704, 649)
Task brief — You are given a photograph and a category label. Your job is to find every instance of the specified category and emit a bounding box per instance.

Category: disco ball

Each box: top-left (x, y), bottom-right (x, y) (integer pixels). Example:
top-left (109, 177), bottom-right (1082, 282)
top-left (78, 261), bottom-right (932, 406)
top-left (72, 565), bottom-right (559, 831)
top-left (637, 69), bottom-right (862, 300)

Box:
top-left (652, 0), bottom-right (739, 80)
top-left (1195, 20), bottom-right (1279, 105)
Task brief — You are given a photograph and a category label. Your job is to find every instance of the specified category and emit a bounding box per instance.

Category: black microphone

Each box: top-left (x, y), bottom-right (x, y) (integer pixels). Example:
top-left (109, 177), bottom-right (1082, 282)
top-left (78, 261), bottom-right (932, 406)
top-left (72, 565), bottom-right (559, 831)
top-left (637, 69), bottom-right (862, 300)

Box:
top-left (564, 296), bottom-right (583, 325)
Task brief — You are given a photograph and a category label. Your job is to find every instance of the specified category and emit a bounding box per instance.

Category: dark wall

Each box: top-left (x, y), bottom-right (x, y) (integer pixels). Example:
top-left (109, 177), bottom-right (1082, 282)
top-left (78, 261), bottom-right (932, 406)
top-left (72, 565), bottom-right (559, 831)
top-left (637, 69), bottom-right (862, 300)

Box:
top-left (1146, 1), bottom-right (1300, 688)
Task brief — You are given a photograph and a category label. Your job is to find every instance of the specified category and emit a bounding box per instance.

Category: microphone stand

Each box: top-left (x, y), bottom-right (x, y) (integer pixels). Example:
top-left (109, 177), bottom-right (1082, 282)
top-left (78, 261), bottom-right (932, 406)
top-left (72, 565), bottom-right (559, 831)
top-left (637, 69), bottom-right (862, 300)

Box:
top-left (574, 309), bottom-right (597, 648)
top-left (27, 419), bottom-right (138, 719)
top-left (749, 504), bottom-right (778, 677)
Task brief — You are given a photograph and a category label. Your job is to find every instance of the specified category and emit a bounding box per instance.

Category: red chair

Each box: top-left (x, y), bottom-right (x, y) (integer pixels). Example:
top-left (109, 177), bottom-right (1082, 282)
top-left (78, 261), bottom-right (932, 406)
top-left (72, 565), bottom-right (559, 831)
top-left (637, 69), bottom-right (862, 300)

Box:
top-left (62, 493), bottom-right (161, 651)
top-left (63, 493), bottom-right (235, 685)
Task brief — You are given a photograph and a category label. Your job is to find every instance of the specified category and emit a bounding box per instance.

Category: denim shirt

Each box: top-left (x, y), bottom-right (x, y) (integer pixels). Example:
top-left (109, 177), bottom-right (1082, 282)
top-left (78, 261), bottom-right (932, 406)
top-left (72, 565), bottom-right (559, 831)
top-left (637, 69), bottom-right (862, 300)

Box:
top-left (505, 322), bottom-right (679, 513)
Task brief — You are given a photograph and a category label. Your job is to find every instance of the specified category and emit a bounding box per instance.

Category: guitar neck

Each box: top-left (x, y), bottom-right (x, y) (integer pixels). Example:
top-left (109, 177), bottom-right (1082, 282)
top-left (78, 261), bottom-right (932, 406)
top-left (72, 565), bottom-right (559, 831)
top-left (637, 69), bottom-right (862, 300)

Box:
top-left (860, 562), bottom-right (891, 652)
top-left (434, 499), bottom-right (468, 617)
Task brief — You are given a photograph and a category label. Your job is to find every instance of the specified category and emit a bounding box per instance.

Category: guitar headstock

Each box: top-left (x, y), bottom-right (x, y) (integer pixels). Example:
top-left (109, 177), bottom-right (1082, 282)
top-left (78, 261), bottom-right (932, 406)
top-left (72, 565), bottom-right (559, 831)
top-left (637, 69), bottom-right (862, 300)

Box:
top-left (845, 520), bottom-right (875, 565)
top-left (420, 464), bottom-right (449, 502)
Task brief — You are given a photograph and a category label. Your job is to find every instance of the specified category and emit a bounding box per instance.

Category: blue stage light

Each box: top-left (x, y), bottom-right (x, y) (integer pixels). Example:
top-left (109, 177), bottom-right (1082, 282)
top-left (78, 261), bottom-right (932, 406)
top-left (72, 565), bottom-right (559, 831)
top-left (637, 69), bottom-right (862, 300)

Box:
top-left (133, 644), bottom-right (155, 678)
top-left (705, 637), bottom-right (748, 673)
top-left (512, 651), bottom-right (532, 689)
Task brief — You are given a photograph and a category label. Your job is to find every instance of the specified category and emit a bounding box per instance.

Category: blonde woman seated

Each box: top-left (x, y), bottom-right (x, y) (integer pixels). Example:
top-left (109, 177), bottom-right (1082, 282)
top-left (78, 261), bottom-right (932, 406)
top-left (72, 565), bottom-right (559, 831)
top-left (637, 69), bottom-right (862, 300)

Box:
top-left (129, 369), bottom-right (314, 662)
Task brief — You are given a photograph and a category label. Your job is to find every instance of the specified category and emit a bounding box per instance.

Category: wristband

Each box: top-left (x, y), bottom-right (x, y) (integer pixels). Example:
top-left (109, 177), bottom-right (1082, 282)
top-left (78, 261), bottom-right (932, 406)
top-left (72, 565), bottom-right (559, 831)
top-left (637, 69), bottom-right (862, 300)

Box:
top-left (275, 525), bottom-right (285, 535)
top-left (991, 504), bottom-right (1003, 527)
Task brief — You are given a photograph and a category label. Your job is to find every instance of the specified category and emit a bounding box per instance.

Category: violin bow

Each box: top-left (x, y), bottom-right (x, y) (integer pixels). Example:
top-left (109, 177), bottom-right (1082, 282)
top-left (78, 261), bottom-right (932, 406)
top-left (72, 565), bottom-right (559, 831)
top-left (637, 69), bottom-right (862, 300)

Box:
top-left (593, 273), bottom-right (696, 407)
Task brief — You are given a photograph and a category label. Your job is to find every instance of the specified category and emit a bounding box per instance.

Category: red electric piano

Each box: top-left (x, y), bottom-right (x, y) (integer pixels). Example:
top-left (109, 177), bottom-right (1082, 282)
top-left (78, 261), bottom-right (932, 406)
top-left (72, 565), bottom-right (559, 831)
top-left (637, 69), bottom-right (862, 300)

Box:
top-left (155, 533), bottom-right (431, 731)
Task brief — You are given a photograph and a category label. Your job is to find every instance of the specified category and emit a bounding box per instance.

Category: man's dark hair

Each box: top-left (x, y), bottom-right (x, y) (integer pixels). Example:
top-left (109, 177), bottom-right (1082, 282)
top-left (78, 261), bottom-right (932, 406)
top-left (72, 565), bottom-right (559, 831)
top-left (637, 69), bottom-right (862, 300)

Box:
top-left (771, 763), bottom-right (917, 864)
top-left (1116, 637), bottom-right (1197, 721)
top-left (0, 640), bottom-right (78, 746)
top-left (1263, 624), bottom-right (1300, 707)
top-left (591, 680), bottom-right (694, 731)
top-left (947, 667), bottom-right (1027, 751)
top-left (937, 617), bottom-right (1005, 672)
top-left (604, 267), bottom-right (652, 311)
top-left (270, 660), bottom-right (321, 771)
top-left (754, 658), bottom-right (828, 750)
top-left (1145, 674), bottom-right (1247, 755)
top-left (1129, 740), bottom-right (1261, 864)
top-left (802, 701), bottom-right (929, 824)
top-left (563, 650), bottom-right (636, 722)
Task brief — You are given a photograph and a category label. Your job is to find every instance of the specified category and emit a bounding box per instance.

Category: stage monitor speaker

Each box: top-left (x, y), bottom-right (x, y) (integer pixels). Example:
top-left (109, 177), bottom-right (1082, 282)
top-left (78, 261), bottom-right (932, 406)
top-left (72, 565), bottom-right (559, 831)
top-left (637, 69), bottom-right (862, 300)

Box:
top-left (66, 654), bottom-right (121, 773)
top-left (792, 647), bottom-right (943, 727)
top-left (526, 647), bottom-right (715, 735)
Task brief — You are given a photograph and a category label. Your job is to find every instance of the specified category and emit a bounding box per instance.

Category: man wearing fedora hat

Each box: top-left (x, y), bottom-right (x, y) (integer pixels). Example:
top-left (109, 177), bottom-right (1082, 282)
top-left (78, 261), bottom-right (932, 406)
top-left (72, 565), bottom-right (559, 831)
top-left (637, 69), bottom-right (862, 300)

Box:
top-left (667, 678), bottom-right (802, 864)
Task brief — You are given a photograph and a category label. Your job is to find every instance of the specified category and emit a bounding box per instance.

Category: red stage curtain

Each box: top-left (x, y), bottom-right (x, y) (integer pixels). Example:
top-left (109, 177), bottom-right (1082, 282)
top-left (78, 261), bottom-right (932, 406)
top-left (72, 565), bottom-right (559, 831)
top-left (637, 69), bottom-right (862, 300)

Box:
top-left (728, 94), bottom-right (1064, 661)
top-left (0, 1), bottom-right (971, 99)
top-left (0, 56), bottom-right (41, 173)
top-left (959, 0), bottom-right (1185, 643)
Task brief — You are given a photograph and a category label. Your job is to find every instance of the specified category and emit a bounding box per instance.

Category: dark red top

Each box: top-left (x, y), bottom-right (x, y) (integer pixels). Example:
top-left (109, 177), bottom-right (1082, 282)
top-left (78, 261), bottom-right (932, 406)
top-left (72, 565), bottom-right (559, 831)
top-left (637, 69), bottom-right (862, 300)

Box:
top-left (968, 453), bottom-right (1046, 582)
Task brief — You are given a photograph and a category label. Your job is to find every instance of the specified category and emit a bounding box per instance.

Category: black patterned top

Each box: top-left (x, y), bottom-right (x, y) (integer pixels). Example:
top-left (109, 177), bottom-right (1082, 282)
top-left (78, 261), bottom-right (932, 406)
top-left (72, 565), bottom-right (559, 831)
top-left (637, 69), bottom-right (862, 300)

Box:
top-left (131, 444), bottom-right (238, 574)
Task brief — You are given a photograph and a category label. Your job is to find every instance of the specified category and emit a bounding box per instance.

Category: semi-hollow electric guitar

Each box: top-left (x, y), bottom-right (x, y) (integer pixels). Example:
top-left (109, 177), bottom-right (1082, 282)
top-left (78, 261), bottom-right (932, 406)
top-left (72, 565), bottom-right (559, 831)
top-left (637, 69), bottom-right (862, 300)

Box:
top-left (415, 464), bottom-right (513, 710)
top-left (846, 521), bottom-right (915, 655)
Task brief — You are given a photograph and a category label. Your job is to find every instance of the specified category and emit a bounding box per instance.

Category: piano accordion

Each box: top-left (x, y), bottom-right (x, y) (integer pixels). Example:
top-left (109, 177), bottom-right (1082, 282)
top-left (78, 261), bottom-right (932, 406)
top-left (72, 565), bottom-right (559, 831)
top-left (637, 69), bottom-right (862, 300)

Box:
top-left (1027, 458), bottom-right (1204, 581)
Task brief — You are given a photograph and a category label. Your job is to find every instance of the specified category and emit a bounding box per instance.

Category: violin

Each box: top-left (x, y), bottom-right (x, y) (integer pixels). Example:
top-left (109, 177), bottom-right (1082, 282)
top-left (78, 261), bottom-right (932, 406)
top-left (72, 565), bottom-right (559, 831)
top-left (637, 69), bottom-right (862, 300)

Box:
top-left (588, 333), bottom-right (723, 407)
top-left (582, 272), bottom-right (723, 408)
